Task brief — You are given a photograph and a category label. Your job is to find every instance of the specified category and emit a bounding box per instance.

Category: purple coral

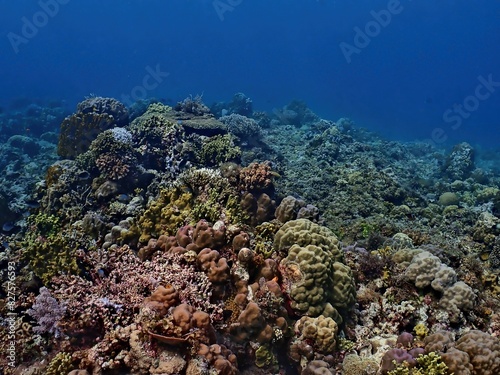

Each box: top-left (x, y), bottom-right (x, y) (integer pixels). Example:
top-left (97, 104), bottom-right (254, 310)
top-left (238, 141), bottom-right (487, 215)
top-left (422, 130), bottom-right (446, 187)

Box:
top-left (27, 287), bottom-right (66, 336)
top-left (380, 348), bottom-right (416, 374)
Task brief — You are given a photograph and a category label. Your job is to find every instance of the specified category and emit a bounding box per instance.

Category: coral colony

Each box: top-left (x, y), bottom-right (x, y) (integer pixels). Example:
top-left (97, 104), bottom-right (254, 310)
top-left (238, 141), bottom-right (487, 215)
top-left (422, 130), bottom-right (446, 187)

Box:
top-left (1, 95), bottom-right (500, 375)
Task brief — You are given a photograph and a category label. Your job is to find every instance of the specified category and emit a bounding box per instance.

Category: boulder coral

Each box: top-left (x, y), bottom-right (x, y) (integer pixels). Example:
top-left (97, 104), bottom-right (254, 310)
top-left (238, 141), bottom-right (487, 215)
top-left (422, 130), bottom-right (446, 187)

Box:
top-left (58, 97), bottom-right (128, 159)
top-left (275, 219), bottom-right (355, 322)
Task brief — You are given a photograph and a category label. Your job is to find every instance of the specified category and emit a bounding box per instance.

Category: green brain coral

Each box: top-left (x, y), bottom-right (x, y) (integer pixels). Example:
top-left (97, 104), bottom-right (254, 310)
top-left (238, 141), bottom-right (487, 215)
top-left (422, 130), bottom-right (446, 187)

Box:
top-left (274, 218), bottom-right (343, 262)
top-left (275, 219), bottom-right (355, 323)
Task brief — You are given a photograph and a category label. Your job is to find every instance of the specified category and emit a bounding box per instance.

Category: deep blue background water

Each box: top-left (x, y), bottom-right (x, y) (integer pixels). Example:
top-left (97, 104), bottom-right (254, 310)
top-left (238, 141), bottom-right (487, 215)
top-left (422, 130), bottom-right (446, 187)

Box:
top-left (1, 0), bottom-right (499, 147)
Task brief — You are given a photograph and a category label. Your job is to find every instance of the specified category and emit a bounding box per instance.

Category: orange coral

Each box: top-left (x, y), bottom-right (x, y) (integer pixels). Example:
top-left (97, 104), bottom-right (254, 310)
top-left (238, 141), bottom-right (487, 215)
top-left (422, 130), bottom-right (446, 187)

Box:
top-left (239, 161), bottom-right (276, 193)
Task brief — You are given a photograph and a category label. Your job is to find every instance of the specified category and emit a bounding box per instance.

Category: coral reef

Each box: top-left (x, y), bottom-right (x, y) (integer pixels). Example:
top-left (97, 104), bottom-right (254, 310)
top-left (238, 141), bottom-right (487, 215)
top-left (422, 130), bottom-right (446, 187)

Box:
top-left (3, 96), bottom-right (500, 375)
top-left (58, 97), bottom-right (128, 159)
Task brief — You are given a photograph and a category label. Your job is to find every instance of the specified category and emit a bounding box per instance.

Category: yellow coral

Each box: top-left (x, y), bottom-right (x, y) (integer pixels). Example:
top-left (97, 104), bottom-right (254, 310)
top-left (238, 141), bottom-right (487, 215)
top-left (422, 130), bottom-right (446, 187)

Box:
top-left (45, 352), bottom-right (73, 375)
top-left (135, 188), bottom-right (193, 242)
top-left (414, 323), bottom-right (429, 339)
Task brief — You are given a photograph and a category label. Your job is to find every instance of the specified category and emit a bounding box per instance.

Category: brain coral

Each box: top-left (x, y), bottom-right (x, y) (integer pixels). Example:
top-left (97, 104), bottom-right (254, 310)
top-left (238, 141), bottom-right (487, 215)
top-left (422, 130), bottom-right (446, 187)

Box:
top-left (295, 315), bottom-right (338, 353)
top-left (274, 219), bottom-right (343, 262)
top-left (454, 330), bottom-right (500, 375)
top-left (424, 330), bottom-right (500, 375)
top-left (275, 219), bottom-right (354, 322)
top-left (439, 281), bottom-right (475, 323)
top-left (398, 249), bottom-right (475, 323)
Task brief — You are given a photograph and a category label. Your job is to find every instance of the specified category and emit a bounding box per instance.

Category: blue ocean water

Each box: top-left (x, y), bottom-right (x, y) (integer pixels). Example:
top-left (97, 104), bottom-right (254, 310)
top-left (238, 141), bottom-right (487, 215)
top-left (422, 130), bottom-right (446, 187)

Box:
top-left (1, 0), bottom-right (499, 146)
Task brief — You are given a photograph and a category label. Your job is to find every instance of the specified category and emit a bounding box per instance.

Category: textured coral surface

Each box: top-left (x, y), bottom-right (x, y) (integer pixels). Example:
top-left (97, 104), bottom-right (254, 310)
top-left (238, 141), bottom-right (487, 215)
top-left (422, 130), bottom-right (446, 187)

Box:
top-left (1, 96), bottom-right (500, 375)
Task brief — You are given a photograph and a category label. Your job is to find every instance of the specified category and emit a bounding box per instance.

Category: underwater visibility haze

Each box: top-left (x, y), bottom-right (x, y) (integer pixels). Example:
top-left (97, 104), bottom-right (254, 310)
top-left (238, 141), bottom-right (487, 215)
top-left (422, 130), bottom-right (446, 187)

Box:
top-left (1, 1), bottom-right (500, 374)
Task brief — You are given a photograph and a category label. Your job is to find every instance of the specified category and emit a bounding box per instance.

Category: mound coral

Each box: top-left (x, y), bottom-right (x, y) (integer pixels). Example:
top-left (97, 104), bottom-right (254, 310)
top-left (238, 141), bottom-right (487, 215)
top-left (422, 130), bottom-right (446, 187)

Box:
top-left (275, 219), bottom-right (355, 322)
top-left (58, 97), bottom-right (128, 158)
top-left (396, 249), bottom-right (476, 323)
